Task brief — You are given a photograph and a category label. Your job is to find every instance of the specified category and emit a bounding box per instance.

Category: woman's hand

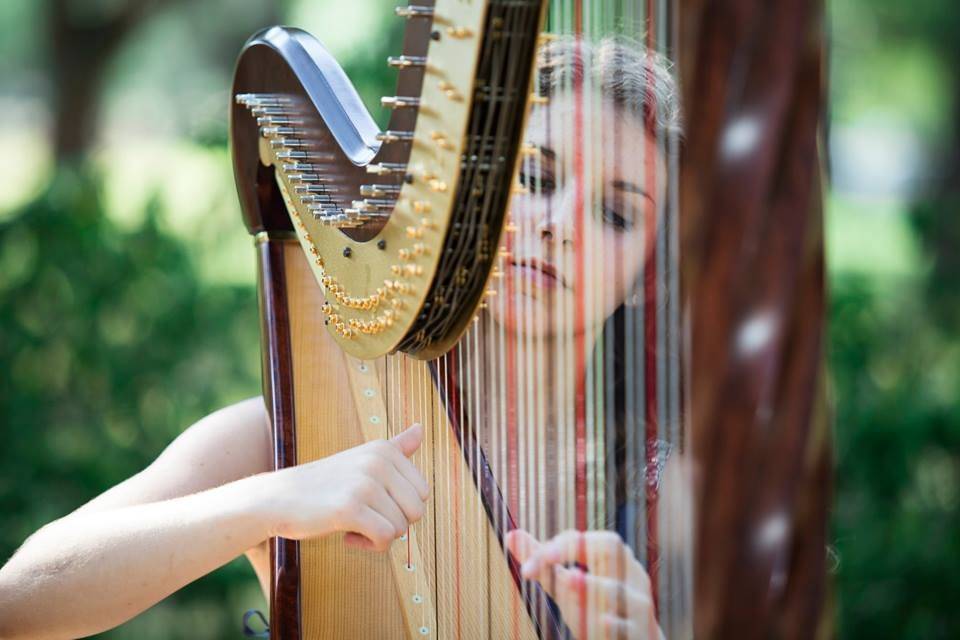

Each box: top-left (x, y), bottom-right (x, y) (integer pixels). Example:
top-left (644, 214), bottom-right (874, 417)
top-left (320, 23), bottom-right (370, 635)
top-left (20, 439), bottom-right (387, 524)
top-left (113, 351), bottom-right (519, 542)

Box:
top-left (506, 529), bottom-right (664, 640)
top-left (259, 423), bottom-right (430, 552)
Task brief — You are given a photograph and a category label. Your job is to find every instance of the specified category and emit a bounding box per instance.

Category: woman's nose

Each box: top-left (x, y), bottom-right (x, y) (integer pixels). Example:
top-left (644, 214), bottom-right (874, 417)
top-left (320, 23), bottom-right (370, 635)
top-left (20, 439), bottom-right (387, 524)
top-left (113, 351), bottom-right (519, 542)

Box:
top-left (535, 194), bottom-right (575, 248)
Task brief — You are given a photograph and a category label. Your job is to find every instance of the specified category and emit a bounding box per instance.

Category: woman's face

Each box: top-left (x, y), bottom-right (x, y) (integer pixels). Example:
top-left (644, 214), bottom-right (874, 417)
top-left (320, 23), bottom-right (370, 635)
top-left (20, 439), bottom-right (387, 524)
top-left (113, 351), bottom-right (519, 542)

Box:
top-left (490, 92), bottom-right (667, 337)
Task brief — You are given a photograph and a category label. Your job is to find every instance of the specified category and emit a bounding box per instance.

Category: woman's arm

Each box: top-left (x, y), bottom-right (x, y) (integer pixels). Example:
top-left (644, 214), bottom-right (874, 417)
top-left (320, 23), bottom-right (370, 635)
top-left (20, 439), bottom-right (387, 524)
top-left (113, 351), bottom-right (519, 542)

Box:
top-left (0, 399), bottom-right (428, 640)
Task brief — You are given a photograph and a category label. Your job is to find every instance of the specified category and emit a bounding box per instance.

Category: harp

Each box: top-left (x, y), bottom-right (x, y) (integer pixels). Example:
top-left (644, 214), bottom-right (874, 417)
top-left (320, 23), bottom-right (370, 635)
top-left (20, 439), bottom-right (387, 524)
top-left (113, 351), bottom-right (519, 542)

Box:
top-left (230, 0), bottom-right (830, 638)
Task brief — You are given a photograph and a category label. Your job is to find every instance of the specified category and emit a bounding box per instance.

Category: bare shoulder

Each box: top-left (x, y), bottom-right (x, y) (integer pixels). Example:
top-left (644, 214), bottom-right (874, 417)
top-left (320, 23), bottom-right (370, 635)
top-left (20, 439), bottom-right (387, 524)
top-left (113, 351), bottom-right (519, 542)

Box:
top-left (75, 397), bottom-right (272, 515)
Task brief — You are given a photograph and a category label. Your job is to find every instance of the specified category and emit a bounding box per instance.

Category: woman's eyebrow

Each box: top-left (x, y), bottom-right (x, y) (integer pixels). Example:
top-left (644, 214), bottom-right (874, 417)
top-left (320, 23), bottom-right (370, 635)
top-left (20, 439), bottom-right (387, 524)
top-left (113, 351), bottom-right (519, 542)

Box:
top-left (612, 179), bottom-right (653, 201)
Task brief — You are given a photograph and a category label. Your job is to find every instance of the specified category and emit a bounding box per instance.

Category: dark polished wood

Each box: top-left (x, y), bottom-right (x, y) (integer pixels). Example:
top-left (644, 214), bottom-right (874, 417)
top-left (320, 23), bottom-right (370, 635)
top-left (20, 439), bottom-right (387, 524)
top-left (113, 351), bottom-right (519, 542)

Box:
top-left (679, 0), bottom-right (831, 638)
top-left (256, 237), bottom-right (302, 640)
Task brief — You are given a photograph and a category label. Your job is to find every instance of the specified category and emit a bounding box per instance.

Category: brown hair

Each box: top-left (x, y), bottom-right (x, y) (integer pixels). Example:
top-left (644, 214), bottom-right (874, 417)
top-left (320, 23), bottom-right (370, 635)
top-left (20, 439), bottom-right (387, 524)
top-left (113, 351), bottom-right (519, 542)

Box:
top-left (536, 35), bottom-right (683, 138)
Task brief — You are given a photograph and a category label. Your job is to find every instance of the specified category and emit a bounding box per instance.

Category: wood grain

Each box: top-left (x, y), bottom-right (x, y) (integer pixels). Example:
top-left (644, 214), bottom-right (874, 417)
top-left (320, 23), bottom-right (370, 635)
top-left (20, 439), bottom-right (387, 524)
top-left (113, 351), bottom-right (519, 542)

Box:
top-left (261, 241), bottom-right (543, 639)
top-left (284, 240), bottom-right (407, 639)
top-left (678, 0), bottom-right (832, 637)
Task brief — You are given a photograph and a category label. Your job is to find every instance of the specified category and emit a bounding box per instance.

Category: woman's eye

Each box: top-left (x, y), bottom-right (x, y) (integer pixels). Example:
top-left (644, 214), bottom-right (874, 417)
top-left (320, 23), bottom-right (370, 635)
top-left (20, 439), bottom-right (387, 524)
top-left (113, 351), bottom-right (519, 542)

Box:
top-left (599, 205), bottom-right (634, 231)
top-left (517, 171), bottom-right (556, 194)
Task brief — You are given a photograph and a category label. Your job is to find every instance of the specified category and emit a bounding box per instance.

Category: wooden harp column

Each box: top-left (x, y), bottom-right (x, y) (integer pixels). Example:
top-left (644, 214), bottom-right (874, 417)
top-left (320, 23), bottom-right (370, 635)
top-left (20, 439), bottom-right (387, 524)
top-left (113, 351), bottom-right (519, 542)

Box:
top-left (679, 0), bottom-right (832, 638)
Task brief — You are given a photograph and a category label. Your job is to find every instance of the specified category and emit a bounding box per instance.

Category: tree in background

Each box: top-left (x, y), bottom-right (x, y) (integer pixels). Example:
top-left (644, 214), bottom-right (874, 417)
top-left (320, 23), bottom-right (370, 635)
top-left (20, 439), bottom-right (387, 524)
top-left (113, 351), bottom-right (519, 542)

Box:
top-left (44, 0), bottom-right (286, 161)
top-left (830, 1), bottom-right (960, 637)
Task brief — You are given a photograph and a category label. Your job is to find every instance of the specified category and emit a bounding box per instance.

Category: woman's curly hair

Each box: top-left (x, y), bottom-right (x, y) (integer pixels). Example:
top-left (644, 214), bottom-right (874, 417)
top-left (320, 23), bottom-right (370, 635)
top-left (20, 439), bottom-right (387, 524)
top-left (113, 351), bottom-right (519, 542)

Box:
top-left (536, 35), bottom-right (683, 138)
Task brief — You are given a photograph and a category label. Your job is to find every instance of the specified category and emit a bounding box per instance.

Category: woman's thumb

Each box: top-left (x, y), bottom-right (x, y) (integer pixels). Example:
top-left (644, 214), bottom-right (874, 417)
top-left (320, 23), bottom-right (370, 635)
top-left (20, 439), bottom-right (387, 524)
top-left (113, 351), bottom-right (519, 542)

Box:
top-left (505, 528), bottom-right (541, 565)
top-left (390, 423), bottom-right (424, 457)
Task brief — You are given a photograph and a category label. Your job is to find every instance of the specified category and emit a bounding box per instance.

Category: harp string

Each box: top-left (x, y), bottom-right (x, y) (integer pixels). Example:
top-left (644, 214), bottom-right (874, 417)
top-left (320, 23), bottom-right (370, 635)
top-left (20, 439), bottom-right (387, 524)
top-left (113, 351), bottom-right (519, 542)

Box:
top-left (371, 1), bottom-right (693, 634)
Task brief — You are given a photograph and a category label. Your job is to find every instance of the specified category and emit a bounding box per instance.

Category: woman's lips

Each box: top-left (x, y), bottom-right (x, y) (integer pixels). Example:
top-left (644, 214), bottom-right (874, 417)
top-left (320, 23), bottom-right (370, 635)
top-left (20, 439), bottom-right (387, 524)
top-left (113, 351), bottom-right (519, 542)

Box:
top-left (510, 258), bottom-right (567, 290)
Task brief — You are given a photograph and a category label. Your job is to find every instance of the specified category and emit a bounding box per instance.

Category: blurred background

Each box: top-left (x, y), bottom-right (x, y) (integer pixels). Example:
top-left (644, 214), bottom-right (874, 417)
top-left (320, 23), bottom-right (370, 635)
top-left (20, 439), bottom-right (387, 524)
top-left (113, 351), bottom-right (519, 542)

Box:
top-left (0, 0), bottom-right (956, 638)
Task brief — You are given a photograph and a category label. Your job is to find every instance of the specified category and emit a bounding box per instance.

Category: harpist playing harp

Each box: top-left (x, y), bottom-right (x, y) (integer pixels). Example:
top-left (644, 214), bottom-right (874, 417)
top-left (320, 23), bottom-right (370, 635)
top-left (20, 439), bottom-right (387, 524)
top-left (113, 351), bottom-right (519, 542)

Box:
top-left (0, 0), bottom-right (826, 638)
top-left (231, 0), bottom-right (828, 638)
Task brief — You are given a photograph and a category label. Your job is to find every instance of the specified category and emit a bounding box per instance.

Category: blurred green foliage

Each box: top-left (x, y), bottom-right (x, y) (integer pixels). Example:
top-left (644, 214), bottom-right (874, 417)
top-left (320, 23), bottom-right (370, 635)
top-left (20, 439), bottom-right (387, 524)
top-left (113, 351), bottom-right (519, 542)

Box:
top-left (0, 168), bottom-right (265, 638)
top-left (0, 0), bottom-right (957, 638)
top-left (828, 0), bottom-right (960, 638)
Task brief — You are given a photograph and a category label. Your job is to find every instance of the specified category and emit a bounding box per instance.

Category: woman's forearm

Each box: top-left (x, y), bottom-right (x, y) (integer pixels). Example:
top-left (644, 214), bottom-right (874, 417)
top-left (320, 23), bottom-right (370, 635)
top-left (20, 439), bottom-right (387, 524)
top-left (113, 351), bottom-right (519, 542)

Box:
top-left (0, 423), bottom-right (429, 640)
top-left (0, 473), bottom-right (275, 640)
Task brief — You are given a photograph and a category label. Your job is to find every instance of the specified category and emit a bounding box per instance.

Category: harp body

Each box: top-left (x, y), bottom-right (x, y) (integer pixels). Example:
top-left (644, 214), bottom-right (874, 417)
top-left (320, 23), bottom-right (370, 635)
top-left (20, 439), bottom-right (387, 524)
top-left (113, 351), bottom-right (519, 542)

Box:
top-left (256, 236), bottom-right (542, 639)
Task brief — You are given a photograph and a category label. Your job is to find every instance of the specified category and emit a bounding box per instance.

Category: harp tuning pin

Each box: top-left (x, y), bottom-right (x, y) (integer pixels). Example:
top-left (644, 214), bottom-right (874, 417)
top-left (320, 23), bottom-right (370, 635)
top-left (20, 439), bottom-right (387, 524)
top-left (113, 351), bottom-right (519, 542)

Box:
top-left (276, 151), bottom-right (311, 162)
top-left (445, 26), bottom-right (472, 38)
top-left (294, 184), bottom-right (329, 194)
top-left (388, 55), bottom-right (427, 69)
top-left (529, 94), bottom-right (550, 106)
top-left (429, 130), bottom-right (453, 149)
top-left (484, 288), bottom-right (497, 297)
top-left (287, 173), bottom-right (321, 183)
top-left (283, 163), bottom-right (323, 173)
top-left (538, 32), bottom-right (559, 43)
top-left (504, 223), bottom-right (518, 232)
top-left (257, 116), bottom-right (303, 127)
top-left (381, 96), bottom-right (421, 110)
top-left (512, 184), bottom-right (530, 195)
top-left (360, 184), bottom-right (401, 198)
top-left (377, 130), bottom-right (415, 143)
top-left (367, 163), bottom-right (407, 176)
top-left (428, 179), bottom-right (447, 193)
top-left (300, 194), bottom-right (334, 204)
top-left (491, 268), bottom-right (504, 278)
top-left (251, 106), bottom-right (296, 116)
top-left (261, 126), bottom-right (302, 138)
top-left (236, 93), bottom-right (293, 106)
top-left (413, 200), bottom-right (431, 214)
top-left (395, 5), bottom-right (434, 18)
top-left (270, 138), bottom-right (310, 149)
top-left (437, 81), bottom-right (461, 101)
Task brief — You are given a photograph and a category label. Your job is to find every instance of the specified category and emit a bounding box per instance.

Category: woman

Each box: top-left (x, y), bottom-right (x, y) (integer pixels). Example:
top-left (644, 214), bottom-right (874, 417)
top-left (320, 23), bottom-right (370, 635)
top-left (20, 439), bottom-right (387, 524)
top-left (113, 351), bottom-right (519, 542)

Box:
top-left (0, 38), bottom-right (683, 640)
top-left (463, 36), bottom-right (686, 639)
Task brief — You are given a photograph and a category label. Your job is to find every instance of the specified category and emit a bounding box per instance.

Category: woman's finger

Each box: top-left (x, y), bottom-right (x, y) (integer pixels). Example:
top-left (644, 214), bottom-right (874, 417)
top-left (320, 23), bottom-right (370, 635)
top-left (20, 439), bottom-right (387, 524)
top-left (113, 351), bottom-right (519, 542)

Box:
top-left (389, 423), bottom-right (424, 458)
top-left (343, 531), bottom-right (375, 551)
top-left (368, 485), bottom-right (408, 538)
top-left (381, 433), bottom-right (431, 499)
top-left (551, 568), bottom-right (657, 638)
top-left (384, 466), bottom-right (426, 525)
top-left (523, 530), bottom-right (649, 591)
top-left (550, 565), bottom-right (587, 634)
top-left (573, 574), bottom-right (651, 618)
top-left (505, 529), bottom-right (542, 566)
top-left (344, 506), bottom-right (397, 551)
